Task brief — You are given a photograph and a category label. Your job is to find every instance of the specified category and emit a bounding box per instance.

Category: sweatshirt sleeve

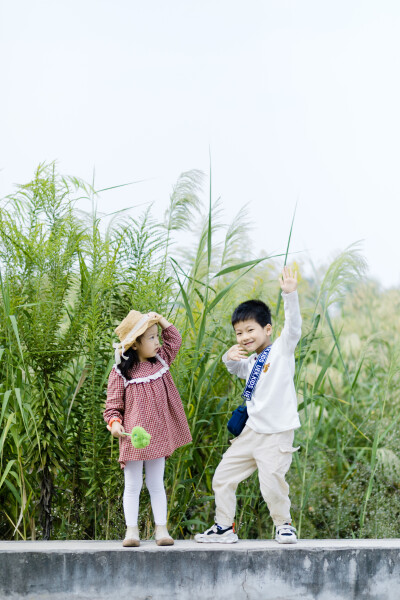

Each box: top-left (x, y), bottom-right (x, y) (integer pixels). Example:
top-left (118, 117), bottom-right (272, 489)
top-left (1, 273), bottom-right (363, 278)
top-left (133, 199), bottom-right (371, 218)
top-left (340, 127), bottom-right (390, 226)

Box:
top-left (158, 324), bottom-right (182, 366)
top-left (222, 352), bottom-right (251, 380)
top-left (103, 368), bottom-right (125, 425)
top-left (279, 290), bottom-right (302, 355)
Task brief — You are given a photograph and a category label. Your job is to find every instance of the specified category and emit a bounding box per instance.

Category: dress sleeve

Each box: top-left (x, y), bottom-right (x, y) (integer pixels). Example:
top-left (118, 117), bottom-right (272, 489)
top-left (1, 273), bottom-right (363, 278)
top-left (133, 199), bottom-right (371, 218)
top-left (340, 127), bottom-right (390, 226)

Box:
top-left (158, 324), bottom-right (182, 366)
top-left (280, 290), bottom-right (302, 355)
top-left (222, 351), bottom-right (251, 380)
top-left (103, 367), bottom-right (125, 425)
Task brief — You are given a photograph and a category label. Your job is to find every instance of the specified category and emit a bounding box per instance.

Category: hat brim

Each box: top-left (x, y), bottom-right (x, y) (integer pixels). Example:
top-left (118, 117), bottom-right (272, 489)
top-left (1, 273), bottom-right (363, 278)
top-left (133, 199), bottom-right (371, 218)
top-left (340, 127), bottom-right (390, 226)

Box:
top-left (123, 316), bottom-right (160, 351)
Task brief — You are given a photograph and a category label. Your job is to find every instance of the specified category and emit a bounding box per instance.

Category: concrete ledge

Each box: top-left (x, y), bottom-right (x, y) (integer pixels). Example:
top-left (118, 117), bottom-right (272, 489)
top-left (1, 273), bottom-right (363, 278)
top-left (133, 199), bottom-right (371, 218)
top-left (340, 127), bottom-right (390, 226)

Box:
top-left (1, 539), bottom-right (400, 600)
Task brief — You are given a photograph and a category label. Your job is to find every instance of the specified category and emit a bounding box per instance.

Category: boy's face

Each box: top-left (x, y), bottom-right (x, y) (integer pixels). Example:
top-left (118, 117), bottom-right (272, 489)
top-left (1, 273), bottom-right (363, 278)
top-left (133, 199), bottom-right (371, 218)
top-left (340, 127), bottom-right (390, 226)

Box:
top-left (233, 319), bottom-right (272, 355)
top-left (133, 324), bottom-right (160, 361)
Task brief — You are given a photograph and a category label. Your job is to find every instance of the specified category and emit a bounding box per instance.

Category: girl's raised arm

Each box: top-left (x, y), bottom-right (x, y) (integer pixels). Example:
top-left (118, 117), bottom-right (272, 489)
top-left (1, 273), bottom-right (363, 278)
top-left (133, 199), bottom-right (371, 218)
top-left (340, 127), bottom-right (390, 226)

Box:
top-left (158, 324), bottom-right (182, 365)
top-left (146, 312), bottom-right (182, 365)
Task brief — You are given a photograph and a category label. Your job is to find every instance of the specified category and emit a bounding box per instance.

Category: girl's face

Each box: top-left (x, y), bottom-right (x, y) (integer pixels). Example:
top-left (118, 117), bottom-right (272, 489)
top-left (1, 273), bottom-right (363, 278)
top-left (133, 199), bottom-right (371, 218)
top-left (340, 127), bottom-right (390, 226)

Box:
top-left (133, 324), bottom-right (160, 361)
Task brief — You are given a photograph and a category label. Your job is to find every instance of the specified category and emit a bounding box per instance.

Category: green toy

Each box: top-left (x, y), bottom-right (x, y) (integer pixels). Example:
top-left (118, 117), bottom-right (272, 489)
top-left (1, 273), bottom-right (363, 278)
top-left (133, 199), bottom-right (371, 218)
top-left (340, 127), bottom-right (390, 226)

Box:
top-left (121, 426), bottom-right (151, 449)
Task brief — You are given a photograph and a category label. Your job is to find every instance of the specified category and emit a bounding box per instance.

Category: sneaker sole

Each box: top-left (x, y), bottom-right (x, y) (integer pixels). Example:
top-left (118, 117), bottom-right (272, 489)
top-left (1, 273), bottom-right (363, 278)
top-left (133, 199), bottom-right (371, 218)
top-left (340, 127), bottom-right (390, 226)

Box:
top-left (275, 537), bottom-right (297, 544)
top-left (194, 534), bottom-right (238, 544)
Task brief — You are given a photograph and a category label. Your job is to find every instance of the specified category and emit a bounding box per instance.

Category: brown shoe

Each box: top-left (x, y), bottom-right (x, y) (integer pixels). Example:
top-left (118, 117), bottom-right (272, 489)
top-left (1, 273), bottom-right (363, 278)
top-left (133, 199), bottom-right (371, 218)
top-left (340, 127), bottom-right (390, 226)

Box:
top-left (155, 524), bottom-right (174, 546)
top-left (122, 526), bottom-right (140, 547)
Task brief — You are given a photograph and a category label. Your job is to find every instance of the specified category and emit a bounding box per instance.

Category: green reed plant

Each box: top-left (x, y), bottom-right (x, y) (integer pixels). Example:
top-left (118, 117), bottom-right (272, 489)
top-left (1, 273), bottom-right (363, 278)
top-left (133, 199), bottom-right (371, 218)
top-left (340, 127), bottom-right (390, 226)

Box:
top-left (1, 164), bottom-right (400, 541)
top-left (0, 165), bottom-right (90, 538)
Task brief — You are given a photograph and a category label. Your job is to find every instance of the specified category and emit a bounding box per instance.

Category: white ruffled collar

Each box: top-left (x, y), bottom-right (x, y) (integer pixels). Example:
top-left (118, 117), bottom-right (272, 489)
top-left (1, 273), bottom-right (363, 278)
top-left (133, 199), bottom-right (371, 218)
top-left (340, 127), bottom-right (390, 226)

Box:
top-left (113, 354), bottom-right (169, 387)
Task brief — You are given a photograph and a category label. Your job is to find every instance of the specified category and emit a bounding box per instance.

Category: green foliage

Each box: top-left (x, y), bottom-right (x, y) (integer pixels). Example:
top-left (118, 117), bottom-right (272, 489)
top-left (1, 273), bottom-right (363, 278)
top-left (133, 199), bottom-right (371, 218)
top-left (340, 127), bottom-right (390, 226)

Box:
top-left (1, 164), bottom-right (399, 541)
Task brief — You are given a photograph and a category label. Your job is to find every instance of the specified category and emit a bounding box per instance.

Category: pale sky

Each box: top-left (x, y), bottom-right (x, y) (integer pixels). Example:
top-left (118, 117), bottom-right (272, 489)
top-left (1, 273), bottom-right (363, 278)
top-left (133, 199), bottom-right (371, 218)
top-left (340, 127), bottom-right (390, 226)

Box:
top-left (1, 0), bottom-right (400, 287)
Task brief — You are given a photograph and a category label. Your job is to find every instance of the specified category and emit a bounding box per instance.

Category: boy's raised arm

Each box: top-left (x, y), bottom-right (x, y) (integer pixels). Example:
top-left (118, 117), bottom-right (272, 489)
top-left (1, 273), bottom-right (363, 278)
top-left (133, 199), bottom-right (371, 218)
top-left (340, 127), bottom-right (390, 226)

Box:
top-left (279, 266), bottom-right (302, 354)
top-left (279, 265), bottom-right (298, 295)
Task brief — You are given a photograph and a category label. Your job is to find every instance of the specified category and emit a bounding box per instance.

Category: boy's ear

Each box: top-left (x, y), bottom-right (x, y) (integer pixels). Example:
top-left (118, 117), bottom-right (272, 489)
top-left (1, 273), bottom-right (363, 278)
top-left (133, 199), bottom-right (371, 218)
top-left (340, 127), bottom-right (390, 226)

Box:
top-left (264, 324), bottom-right (272, 336)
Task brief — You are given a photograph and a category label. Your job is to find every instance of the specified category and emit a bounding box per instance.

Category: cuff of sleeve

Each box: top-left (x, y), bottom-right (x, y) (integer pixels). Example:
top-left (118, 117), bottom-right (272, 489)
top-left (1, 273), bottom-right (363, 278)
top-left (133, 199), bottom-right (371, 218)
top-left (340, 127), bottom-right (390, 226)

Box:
top-left (222, 351), bottom-right (230, 364)
top-left (107, 417), bottom-right (122, 431)
top-left (161, 324), bottom-right (177, 336)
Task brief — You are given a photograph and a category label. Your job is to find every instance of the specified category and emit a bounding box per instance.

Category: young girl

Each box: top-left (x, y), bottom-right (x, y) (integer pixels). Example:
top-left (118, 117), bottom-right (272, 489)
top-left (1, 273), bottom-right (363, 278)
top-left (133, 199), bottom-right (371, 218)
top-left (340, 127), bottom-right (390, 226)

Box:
top-left (103, 310), bottom-right (192, 547)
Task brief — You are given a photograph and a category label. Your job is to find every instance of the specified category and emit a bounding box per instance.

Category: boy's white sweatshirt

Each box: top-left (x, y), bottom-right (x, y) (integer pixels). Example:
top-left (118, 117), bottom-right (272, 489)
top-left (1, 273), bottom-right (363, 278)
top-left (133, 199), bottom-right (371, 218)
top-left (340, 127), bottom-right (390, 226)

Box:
top-left (222, 291), bottom-right (302, 434)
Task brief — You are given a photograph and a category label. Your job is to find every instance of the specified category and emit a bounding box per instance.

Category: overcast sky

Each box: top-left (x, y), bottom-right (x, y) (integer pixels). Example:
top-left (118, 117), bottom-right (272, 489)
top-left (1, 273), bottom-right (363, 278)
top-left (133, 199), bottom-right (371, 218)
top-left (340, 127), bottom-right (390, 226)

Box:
top-left (1, 0), bottom-right (399, 287)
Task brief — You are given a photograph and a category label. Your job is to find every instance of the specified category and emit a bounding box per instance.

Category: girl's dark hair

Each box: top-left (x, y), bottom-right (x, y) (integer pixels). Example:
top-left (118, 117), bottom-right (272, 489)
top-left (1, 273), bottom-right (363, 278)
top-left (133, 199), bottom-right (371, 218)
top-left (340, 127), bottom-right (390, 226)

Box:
top-left (231, 299), bottom-right (272, 328)
top-left (118, 336), bottom-right (157, 381)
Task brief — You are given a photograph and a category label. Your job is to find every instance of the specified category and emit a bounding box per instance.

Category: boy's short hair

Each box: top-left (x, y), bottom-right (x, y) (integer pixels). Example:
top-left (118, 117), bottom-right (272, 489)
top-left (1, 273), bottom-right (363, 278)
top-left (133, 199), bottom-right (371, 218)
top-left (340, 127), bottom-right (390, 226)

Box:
top-left (231, 299), bottom-right (272, 328)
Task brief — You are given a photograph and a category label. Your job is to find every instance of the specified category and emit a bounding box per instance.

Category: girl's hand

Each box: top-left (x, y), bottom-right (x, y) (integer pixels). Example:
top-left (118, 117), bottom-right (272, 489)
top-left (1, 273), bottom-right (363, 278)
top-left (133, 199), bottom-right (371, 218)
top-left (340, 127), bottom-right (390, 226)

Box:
top-left (147, 312), bottom-right (162, 320)
top-left (111, 421), bottom-right (125, 438)
top-left (279, 266), bottom-right (298, 294)
top-left (148, 311), bottom-right (171, 330)
top-left (227, 344), bottom-right (248, 361)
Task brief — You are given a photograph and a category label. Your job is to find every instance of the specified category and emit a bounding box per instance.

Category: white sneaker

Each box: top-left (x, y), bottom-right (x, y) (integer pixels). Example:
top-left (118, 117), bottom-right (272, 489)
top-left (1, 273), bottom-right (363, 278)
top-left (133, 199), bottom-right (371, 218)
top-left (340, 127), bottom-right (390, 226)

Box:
top-left (195, 523), bottom-right (238, 544)
top-left (122, 526), bottom-right (140, 547)
top-left (275, 523), bottom-right (297, 544)
top-left (155, 524), bottom-right (174, 546)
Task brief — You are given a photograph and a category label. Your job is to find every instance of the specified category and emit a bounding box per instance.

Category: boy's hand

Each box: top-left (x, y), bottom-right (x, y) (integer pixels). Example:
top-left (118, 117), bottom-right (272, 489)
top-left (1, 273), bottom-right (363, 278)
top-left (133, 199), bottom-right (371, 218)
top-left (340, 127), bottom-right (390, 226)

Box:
top-left (279, 266), bottom-right (298, 294)
top-left (111, 421), bottom-right (125, 438)
top-left (227, 344), bottom-right (248, 361)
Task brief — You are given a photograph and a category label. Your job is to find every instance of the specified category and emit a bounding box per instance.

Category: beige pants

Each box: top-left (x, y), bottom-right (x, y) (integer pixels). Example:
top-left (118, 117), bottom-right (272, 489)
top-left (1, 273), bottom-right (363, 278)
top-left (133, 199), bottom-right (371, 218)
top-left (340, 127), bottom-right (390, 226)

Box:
top-left (213, 425), bottom-right (298, 527)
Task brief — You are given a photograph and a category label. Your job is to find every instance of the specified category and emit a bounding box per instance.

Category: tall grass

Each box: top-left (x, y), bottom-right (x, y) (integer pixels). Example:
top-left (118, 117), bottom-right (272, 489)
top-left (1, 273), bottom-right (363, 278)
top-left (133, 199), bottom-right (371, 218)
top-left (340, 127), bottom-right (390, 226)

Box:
top-left (1, 164), bottom-right (400, 540)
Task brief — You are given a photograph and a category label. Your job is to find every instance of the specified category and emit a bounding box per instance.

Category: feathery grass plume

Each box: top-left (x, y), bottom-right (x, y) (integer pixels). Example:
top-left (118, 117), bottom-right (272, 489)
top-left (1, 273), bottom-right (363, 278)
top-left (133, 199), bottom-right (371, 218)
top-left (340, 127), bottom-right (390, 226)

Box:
top-left (220, 203), bottom-right (253, 269)
top-left (178, 198), bottom-right (224, 283)
top-left (314, 242), bottom-right (368, 313)
top-left (163, 169), bottom-right (204, 233)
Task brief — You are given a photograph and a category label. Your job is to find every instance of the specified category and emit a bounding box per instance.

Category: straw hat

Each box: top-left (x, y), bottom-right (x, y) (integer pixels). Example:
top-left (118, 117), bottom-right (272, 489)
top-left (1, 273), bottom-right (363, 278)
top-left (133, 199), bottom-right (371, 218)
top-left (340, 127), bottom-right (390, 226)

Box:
top-left (113, 310), bottom-right (160, 365)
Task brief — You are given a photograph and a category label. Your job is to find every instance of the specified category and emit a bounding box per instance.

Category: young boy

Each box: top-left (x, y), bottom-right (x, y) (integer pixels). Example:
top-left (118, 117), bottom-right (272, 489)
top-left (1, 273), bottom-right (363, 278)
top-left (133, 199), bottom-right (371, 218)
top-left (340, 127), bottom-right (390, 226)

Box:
top-left (195, 266), bottom-right (301, 544)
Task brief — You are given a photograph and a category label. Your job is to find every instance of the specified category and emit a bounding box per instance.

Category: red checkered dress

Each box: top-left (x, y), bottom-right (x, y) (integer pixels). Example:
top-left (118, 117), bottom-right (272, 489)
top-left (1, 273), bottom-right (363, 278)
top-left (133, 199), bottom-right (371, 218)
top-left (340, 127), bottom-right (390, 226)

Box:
top-left (104, 325), bottom-right (192, 467)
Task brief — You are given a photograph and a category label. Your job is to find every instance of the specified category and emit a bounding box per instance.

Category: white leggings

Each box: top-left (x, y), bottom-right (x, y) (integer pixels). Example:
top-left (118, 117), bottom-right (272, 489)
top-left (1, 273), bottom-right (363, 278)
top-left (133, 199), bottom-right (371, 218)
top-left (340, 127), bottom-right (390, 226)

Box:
top-left (123, 457), bottom-right (167, 527)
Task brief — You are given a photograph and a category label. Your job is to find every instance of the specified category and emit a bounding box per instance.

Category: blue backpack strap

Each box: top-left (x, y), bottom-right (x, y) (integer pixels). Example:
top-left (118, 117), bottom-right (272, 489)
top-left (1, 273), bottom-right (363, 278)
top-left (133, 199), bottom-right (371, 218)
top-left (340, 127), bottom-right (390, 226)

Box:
top-left (241, 344), bottom-right (272, 401)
